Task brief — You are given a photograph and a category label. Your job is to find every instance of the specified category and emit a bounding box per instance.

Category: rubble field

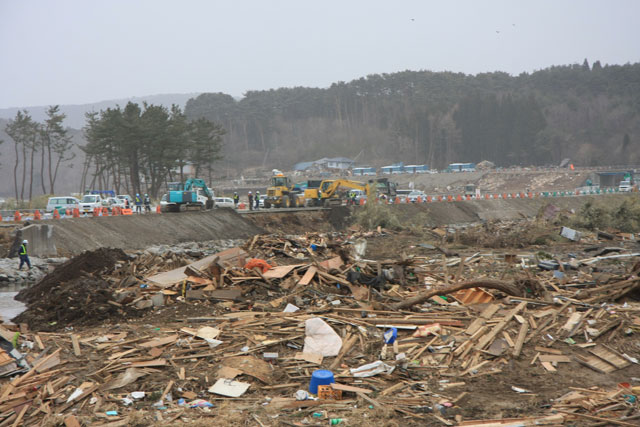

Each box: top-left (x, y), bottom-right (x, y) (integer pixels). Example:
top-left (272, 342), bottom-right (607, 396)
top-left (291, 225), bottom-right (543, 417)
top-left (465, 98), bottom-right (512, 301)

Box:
top-left (1, 201), bottom-right (640, 426)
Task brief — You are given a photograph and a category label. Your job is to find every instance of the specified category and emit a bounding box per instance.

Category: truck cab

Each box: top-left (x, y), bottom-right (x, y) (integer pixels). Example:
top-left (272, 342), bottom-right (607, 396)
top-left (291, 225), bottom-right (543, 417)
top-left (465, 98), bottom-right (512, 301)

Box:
top-left (80, 194), bottom-right (103, 213)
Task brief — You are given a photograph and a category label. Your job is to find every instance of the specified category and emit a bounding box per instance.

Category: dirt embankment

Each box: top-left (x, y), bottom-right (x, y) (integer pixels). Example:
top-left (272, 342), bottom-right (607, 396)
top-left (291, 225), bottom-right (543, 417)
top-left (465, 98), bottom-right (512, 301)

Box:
top-left (243, 206), bottom-right (350, 234)
top-left (25, 208), bottom-right (264, 257)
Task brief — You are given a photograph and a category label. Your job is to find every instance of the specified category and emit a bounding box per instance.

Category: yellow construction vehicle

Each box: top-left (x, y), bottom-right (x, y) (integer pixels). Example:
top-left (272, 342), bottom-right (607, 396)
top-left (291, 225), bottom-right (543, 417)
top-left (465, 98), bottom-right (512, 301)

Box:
top-left (306, 177), bottom-right (397, 207)
top-left (264, 170), bottom-right (304, 208)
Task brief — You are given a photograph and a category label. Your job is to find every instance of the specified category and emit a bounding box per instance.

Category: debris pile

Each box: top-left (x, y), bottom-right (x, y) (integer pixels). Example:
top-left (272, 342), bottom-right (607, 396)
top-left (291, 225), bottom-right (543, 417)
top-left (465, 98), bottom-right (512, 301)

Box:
top-left (1, 223), bottom-right (640, 425)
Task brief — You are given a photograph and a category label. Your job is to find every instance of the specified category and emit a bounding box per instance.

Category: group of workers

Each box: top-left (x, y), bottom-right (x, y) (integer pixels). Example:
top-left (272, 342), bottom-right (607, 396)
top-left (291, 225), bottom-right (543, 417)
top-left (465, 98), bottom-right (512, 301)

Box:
top-left (232, 191), bottom-right (261, 210)
top-left (133, 193), bottom-right (151, 213)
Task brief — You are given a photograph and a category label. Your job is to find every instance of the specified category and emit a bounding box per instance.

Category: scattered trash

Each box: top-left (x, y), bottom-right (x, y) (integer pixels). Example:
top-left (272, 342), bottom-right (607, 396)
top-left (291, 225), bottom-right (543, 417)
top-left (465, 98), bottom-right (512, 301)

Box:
top-left (350, 361), bottom-right (395, 378)
top-left (208, 378), bottom-right (251, 397)
top-left (303, 318), bottom-right (343, 357)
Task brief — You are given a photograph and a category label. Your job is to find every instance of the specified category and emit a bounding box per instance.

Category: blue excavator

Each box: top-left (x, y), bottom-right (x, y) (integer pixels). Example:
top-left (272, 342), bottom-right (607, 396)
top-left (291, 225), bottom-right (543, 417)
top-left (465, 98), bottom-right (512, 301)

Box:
top-left (165, 178), bottom-right (214, 212)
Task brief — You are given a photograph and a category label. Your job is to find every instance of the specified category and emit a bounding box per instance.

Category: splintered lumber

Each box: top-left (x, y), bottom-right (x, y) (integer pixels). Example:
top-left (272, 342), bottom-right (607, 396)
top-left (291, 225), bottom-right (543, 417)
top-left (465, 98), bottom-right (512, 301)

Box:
top-left (476, 302), bottom-right (526, 350)
top-left (298, 266), bottom-right (317, 285)
top-left (513, 321), bottom-right (529, 357)
top-left (71, 334), bottom-right (82, 357)
top-left (393, 280), bottom-right (524, 310)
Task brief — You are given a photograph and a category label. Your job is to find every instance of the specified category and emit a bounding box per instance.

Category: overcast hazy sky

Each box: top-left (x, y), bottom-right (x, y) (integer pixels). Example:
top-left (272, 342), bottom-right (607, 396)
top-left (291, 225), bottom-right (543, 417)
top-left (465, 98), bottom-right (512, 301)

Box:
top-left (1, 0), bottom-right (638, 109)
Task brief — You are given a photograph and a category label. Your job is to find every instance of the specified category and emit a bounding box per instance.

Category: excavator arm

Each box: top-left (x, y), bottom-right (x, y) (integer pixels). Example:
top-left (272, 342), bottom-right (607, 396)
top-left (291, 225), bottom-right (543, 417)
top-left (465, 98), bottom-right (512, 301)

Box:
top-left (320, 179), bottom-right (371, 200)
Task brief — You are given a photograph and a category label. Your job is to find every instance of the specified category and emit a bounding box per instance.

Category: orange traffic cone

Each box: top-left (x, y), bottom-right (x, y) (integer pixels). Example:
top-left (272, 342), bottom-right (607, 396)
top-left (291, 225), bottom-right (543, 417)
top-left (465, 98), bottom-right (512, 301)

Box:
top-left (0, 213), bottom-right (2, 221)
top-left (34, 210), bottom-right (41, 220)
top-left (53, 210), bottom-right (60, 219)
top-left (73, 208), bottom-right (80, 217)
top-left (14, 211), bottom-right (21, 222)
top-left (359, 198), bottom-right (365, 206)
top-left (156, 205), bottom-right (162, 213)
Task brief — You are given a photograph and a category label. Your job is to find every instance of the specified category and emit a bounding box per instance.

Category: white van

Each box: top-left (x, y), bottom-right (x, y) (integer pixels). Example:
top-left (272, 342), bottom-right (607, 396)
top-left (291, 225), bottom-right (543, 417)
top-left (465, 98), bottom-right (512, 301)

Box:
top-left (79, 194), bottom-right (104, 213)
top-left (45, 196), bottom-right (80, 213)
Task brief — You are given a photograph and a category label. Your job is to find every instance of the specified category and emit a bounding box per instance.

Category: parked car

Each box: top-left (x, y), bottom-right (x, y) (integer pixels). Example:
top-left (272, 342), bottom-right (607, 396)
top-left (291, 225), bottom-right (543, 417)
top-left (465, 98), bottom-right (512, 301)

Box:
top-left (407, 190), bottom-right (427, 203)
top-left (619, 180), bottom-right (633, 192)
top-left (45, 196), bottom-right (80, 213)
top-left (104, 197), bottom-right (125, 211)
top-left (214, 197), bottom-right (235, 208)
top-left (79, 194), bottom-right (103, 213)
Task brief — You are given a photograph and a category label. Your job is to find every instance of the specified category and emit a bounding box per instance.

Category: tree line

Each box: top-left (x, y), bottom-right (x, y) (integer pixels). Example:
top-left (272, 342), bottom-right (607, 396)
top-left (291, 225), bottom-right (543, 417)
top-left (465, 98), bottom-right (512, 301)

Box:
top-left (185, 61), bottom-right (640, 170)
top-left (3, 102), bottom-right (224, 202)
top-left (82, 102), bottom-right (224, 198)
top-left (4, 106), bottom-right (74, 203)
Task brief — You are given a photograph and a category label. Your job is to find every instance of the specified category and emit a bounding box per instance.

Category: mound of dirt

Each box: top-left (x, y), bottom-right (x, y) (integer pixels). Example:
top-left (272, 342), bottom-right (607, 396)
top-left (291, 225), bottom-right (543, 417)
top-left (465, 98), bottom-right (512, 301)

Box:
top-left (13, 276), bottom-right (139, 331)
top-left (16, 247), bottom-right (128, 304)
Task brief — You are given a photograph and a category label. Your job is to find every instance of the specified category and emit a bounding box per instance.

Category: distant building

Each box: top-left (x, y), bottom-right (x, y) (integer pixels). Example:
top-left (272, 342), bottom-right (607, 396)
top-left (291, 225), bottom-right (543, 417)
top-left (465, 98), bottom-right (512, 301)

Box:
top-left (381, 163), bottom-right (404, 175)
top-left (403, 165), bottom-right (429, 174)
top-left (446, 163), bottom-right (476, 172)
top-left (353, 167), bottom-right (377, 176)
top-left (294, 157), bottom-right (355, 173)
top-left (294, 161), bottom-right (315, 172)
top-left (315, 157), bottom-right (355, 170)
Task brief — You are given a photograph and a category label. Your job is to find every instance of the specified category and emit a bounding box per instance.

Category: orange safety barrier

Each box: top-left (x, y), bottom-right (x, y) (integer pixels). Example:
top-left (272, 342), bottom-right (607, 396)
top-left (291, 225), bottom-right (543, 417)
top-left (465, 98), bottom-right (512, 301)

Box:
top-left (528, 192), bottom-right (533, 198)
top-left (447, 195), bottom-right (453, 202)
top-left (103, 207), bottom-right (109, 216)
top-left (66, 208), bottom-right (71, 216)
top-left (359, 198), bottom-right (365, 206)
top-left (53, 210), bottom-right (60, 219)
top-left (112, 207), bottom-right (120, 216)
top-left (519, 193), bottom-right (525, 199)
top-left (437, 195), bottom-right (442, 202)
top-left (156, 205), bottom-right (162, 213)
top-left (426, 196), bottom-right (432, 202)
top-left (511, 193), bottom-right (516, 199)
top-left (502, 193), bottom-right (508, 199)
top-left (14, 211), bottom-right (21, 222)
top-left (394, 197), bottom-right (400, 204)
top-left (466, 195), bottom-right (471, 201)
top-left (73, 208), bottom-right (80, 217)
top-left (416, 196), bottom-right (422, 203)
top-left (121, 208), bottom-right (133, 215)
top-left (456, 195), bottom-right (462, 201)
top-left (33, 210), bottom-right (41, 220)
top-left (485, 194), bottom-right (490, 200)
top-left (0, 213), bottom-right (2, 221)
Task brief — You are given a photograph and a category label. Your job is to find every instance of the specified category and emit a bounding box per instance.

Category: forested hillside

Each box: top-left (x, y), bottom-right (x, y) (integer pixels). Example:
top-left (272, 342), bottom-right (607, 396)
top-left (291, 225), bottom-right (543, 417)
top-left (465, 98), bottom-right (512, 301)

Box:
top-left (185, 61), bottom-right (640, 169)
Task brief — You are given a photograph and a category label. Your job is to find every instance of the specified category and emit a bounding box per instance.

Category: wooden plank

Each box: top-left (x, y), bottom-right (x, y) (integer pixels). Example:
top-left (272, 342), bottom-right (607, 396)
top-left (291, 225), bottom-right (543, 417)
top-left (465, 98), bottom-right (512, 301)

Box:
top-left (71, 335), bottom-right (81, 357)
top-left (513, 322), bottom-right (528, 357)
top-left (476, 302), bottom-right (526, 351)
top-left (574, 354), bottom-right (616, 374)
top-left (298, 266), bottom-right (317, 285)
top-left (539, 355), bottom-right (571, 363)
top-left (130, 359), bottom-right (167, 368)
top-left (540, 362), bottom-right (557, 372)
top-left (534, 346), bottom-right (562, 354)
top-left (139, 334), bottom-right (178, 348)
top-left (11, 404), bottom-right (29, 427)
top-left (331, 383), bottom-right (372, 394)
top-left (262, 264), bottom-right (300, 279)
top-left (589, 345), bottom-right (630, 369)
top-left (34, 335), bottom-right (45, 351)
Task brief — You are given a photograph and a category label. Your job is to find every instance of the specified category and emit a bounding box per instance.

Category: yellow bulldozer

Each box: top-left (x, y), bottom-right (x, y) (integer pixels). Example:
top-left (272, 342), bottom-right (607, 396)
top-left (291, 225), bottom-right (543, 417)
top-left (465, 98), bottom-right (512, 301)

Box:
top-left (263, 170), bottom-right (304, 208)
